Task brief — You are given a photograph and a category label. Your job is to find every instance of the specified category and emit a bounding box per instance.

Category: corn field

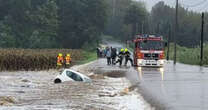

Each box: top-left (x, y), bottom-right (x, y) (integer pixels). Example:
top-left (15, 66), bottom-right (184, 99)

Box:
top-left (0, 49), bottom-right (84, 71)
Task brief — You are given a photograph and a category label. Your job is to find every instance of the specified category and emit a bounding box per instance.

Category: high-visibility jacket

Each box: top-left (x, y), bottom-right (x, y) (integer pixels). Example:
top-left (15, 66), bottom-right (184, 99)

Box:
top-left (65, 56), bottom-right (71, 65)
top-left (57, 56), bottom-right (64, 66)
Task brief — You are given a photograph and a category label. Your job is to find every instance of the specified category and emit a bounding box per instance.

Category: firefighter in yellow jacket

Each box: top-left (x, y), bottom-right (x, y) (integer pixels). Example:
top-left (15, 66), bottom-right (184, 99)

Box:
top-left (57, 53), bottom-right (64, 68)
top-left (65, 54), bottom-right (71, 67)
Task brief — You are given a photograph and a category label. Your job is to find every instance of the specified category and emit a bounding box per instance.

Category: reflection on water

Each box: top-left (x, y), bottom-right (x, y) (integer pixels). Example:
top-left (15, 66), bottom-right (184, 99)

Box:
top-left (137, 67), bottom-right (143, 80)
top-left (136, 67), bottom-right (165, 81)
top-left (160, 68), bottom-right (164, 81)
top-left (200, 66), bottom-right (204, 74)
top-left (135, 62), bottom-right (208, 110)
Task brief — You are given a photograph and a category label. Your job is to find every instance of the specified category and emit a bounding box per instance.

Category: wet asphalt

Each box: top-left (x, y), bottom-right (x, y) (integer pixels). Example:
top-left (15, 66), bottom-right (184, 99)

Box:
top-left (105, 42), bottom-right (208, 110)
top-left (132, 61), bottom-right (208, 110)
top-left (74, 56), bottom-right (208, 110)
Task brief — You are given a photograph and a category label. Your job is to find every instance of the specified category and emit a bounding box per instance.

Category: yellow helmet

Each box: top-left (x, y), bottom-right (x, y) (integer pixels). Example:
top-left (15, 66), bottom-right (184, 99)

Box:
top-left (67, 54), bottom-right (70, 57)
top-left (58, 53), bottom-right (62, 57)
top-left (120, 48), bottom-right (124, 52)
top-left (125, 48), bottom-right (128, 52)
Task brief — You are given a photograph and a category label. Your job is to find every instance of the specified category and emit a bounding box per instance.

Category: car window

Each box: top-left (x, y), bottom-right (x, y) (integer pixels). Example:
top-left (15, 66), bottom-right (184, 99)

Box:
top-left (66, 71), bottom-right (83, 81)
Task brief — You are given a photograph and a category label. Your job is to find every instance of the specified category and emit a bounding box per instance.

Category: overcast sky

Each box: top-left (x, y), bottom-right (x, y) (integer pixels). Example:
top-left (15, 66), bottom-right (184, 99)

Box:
top-left (136, 0), bottom-right (208, 12)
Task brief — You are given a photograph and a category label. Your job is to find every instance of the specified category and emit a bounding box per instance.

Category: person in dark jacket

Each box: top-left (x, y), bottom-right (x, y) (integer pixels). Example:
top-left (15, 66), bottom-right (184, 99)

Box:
top-left (116, 48), bottom-right (125, 66)
top-left (106, 47), bottom-right (111, 65)
top-left (96, 47), bottom-right (100, 58)
top-left (124, 48), bottom-right (133, 66)
top-left (111, 48), bottom-right (117, 65)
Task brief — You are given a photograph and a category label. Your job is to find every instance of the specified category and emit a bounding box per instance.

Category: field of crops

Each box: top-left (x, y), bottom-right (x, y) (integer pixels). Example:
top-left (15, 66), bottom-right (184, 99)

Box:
top-left (0, 49), bottom-right (84, 71)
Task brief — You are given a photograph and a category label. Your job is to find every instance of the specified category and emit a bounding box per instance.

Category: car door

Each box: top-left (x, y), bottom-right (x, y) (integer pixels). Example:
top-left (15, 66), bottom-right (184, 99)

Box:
top-left (60, 70), bottom-right (72, 82)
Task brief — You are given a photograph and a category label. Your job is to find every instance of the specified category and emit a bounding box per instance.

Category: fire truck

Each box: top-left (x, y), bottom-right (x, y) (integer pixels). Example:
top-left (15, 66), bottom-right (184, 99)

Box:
top-left (133, 34), bottom-right (166, 67)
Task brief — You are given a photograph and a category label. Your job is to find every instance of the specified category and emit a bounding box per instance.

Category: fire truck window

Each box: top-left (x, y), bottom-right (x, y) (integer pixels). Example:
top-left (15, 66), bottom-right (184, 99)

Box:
top-left (138, 41), bottom-right (163, 50)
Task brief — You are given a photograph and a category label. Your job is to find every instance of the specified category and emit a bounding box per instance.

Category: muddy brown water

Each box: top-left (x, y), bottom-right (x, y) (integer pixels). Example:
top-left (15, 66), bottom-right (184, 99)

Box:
top-left (4, 56), bottom-right (207, 110)
top-left (0, 58), bottom-right (134, 110)
top-left (0, 69), bottom-right (117, 109)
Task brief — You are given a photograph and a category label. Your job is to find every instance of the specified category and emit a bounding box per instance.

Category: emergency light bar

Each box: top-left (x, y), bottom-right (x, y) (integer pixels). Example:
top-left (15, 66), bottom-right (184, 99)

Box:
top-left (135, 34), bottom-right (163, 38)
top-left (133, 34), bottom-right (163, 42)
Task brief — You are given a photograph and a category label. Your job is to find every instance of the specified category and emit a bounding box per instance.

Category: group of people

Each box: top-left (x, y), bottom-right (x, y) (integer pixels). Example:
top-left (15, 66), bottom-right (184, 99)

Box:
top-left (57, 53), bottom-right (71, 68)
top-left (96, 47), bottom-right (109, 58)
top-left (105, 47), bottom-right (133, 66)
top-left (105, 47), bottom-right (117, 65)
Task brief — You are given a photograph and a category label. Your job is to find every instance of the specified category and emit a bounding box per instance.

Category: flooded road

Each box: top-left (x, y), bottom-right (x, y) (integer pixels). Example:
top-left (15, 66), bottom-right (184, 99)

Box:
top-left (104, 42), bottom-right (208, 110)
top-left (0, 59), bottom-right (152, 110)
top-left (1, 49), bottom-right (206, 110)
top-left (133, 61), bottom-right (208, 110)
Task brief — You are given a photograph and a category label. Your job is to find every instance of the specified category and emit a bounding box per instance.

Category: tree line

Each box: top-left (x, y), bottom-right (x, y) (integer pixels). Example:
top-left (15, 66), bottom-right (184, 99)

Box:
top-left (0, 0), bottom-right (207, 48)
top-left (106, 1), bottom-right (208, 48)
top-left (150, 1), bottom-right (208, 47)
top-left (0, 0), bottom-right (108, 49)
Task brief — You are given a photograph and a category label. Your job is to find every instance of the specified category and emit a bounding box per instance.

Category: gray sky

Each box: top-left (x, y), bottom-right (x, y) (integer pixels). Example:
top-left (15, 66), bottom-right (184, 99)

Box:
top-left (136, 0), bottom-right (208, 12)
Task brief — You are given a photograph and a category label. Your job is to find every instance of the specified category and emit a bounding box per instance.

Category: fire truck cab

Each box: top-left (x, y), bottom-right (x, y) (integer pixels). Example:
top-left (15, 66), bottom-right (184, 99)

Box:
top-left (133, 34), bottom-right (165, 67)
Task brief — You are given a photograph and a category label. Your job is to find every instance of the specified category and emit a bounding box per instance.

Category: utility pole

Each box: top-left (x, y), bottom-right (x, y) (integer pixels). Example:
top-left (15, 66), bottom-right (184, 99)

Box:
top-left (112, 0), bottom-right (116, 18)
top-left (174, 0), bottom-right (179, 65)
top-left (200, 12), bottom-right (204, 66)
top-left (136, 22), bottom-right (138, 34)
top-left (142, 21), bottom-right (144, 34)
top-left (126, 40), bottom-right (129, 48)
top-left (157, 23), bottom-right (160, 34)
top-left (167, 24), bottom-right (171, 61)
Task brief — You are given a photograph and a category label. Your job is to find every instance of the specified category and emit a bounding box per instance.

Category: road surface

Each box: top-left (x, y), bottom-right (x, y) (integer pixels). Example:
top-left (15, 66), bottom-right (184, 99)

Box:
top-left (102, 42), bottom-right (208, 110)
top-left (1, 38), bottom-right (207, 110)
top-left (131, 61), bottom-right (208, 110)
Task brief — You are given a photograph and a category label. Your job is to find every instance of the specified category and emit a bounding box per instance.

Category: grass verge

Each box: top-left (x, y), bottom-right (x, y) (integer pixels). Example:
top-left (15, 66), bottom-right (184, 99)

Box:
top-left (166, 43), bottom-right (208, 65)
top-left (77, 51), bottom-right (97, 64)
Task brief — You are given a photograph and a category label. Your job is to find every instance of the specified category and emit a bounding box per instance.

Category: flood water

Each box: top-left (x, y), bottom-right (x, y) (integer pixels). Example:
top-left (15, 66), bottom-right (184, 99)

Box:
top-left (133, 61), bottom-right (208, 110)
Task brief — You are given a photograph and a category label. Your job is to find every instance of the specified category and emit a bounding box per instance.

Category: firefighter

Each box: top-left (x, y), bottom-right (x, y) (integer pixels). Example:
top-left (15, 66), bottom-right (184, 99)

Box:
top-left (57, 53), bottom-right (64, 68)
top-left (65, 54), bottom-right (71, 68)
top-left (116, 48), bottom-right (125, 66)
top-left (124, 48), bottom-right (133, 66)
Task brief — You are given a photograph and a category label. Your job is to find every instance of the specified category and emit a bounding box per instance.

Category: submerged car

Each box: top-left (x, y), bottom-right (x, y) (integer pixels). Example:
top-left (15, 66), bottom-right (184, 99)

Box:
top-left (54, 69), bottom-right (92, 83)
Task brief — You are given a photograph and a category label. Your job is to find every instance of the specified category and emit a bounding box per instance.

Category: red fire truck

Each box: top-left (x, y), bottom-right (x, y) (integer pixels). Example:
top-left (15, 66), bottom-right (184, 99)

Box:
top-left (133, 34), bottom-right (166, 67)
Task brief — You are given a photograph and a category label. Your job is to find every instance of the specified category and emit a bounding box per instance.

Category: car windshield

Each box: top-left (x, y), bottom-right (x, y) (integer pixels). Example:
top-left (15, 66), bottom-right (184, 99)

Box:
top-left (66, 71), bottom-right (83, 81)
top-left (138, 40), bottom-right (164, 50)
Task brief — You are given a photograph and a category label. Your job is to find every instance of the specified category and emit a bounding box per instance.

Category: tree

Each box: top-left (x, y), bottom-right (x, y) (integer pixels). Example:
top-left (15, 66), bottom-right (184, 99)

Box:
top-left (150, 1), bottom-right (204, 47)
top-left (57, 0), bottom-right (108, 48)
top-left (104, 0), bottom-right (132, 40)
top-left (124, 1), bottom-right (147, 38)
top-left (0, 22), bottom-right (15, 48)
top-left (0, 0), bottom-right (58, 48)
